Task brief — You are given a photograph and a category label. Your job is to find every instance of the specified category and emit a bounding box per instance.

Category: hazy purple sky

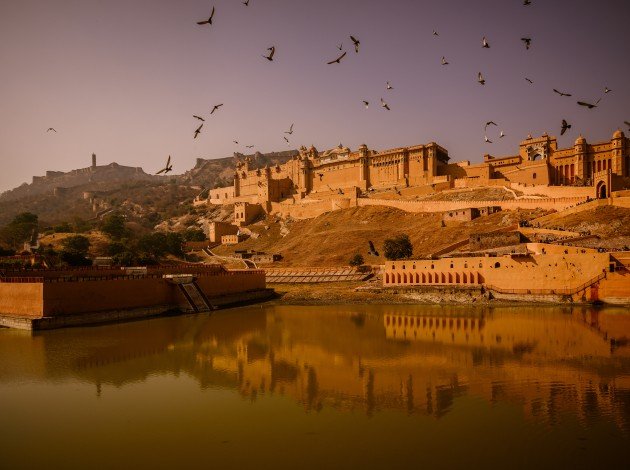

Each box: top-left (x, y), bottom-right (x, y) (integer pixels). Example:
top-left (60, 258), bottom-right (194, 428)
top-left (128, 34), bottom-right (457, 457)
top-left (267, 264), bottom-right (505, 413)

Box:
top-left (1, 0), bottom-right (629, 192)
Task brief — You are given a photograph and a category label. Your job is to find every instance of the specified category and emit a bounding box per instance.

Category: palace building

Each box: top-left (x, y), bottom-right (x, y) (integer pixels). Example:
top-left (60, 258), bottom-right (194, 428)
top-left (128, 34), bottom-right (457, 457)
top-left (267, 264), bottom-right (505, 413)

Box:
top-left (196, 130), bottom-right (630, 218)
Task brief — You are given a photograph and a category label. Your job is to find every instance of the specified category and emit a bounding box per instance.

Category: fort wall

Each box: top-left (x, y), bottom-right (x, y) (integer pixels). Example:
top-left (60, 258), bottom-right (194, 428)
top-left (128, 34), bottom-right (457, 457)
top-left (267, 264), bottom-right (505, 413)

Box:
top-left (0, 282), bottom-right (43, 317)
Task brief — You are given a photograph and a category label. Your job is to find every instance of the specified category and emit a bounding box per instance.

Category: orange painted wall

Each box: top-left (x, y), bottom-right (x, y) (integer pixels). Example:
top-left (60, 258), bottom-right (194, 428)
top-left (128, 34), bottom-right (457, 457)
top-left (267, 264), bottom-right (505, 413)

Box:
top-left (0, 283), bottom-right (43, 317)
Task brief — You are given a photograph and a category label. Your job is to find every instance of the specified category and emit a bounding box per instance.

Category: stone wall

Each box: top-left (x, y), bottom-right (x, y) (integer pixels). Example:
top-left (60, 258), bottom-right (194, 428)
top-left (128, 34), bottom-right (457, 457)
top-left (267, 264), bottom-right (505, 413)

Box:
top-left (469, 232), bottom-right (522, 251)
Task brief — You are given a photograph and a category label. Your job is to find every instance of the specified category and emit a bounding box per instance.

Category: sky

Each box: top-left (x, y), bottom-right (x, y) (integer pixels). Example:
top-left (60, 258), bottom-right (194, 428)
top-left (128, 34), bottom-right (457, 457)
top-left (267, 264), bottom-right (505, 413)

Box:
top-left (1, 0), bottom-right (629, 192)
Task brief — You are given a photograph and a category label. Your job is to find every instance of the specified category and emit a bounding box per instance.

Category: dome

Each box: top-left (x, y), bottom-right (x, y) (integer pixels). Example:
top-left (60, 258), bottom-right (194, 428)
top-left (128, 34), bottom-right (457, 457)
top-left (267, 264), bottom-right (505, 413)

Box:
top-left (574, 135), bottom-right (586, 145)
top-left (613, 129), bottom-right (625, 139)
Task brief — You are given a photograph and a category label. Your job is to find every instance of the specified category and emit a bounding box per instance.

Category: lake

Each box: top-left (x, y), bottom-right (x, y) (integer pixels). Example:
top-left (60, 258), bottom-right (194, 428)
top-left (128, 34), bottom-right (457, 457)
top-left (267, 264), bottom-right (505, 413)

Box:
top-left (1, 304), bottom-right (629, 469)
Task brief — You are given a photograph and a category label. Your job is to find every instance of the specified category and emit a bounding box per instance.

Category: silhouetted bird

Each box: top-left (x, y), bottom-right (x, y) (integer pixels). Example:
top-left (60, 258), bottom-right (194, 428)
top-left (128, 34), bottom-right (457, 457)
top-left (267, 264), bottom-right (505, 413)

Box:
top-left (478, 72), bottom-right (486, 85)
top-left (263, 46), bottom-right (275, 61)
top-left (193, 115), bottom-right (205, 121)
top-left (211, 104), bottom-right (223, 114)
top-left (156, 155), bottom-right (173, 175)
top-left (368, 240), bottom-right (379, 256)
top-left (524, 0), bottom-right (531, 5)
top-left (386, 81), bottom-right (393, 90)
top-left (327, 51), bottom-right (347, 64)
top-left (380, 98), bottom-right (390, 111)
top-left (482, 36), bottom-right (490, 48)
top-left (441, 56), bottom-right (449, 65)
top-left (604, 87), bottom-right (612, 94)
top-left (484, 136), bottom-right (493, 143)
top-left (285, 123), bottom-right (294, 134)
top-left (197, 6), bottom-right (215, 25)
top-left (363, 100), bottom-right (369, 109)
top-left (577, 101), bottom-right (597, 109)
top-left (499, 131), bottom-right (505, 138)
top-left (521, 37), bottom-right (531, 50)
top-left (484, 121), bottom-right (497, 131)
top-left (433, 30), bottom-right (439, 36)
top-left (194, 123), bottom-right (203, 139)
top-left (525, 77), bottom-right (533, 84)
top-left (246, 145), bottom-right (254, 148)
top-left (46, 127), bottom-right (57, 132)
top-left (337, 43), bottom-right (343, 51)
top-left (350, 36), bottom-right (360, 53)
top-left (624, 121), bottom-right (630, 130)
top-left (283, 136), bottom-right (290, 144)
top-left (553, 89), bottom-right (572, 97)
top-left (561, 119), bottom-right (572, 136)
top-left (243, 0), bottom-right (250, 5)
top-left (233, 140), bottom-right (239, 144)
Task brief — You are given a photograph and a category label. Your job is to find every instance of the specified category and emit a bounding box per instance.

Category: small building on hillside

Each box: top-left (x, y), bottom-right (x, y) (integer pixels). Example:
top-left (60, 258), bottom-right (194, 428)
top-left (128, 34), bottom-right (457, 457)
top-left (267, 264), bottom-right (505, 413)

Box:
top-left (442, 206), bottom-right (501, 223)
top-left (206, 221), bottom-right (239, 243)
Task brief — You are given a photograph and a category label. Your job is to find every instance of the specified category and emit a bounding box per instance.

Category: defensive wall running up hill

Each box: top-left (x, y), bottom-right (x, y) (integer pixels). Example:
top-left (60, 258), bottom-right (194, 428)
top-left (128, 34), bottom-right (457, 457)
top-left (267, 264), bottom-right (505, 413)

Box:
top-left (0, 265), bottom-right (270, 330)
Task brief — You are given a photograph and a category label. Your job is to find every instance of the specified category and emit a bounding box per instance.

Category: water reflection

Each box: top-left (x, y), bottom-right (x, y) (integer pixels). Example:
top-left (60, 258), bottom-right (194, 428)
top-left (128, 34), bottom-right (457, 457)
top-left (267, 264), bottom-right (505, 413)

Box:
top-left (1, 304), bottom-right (629, 433)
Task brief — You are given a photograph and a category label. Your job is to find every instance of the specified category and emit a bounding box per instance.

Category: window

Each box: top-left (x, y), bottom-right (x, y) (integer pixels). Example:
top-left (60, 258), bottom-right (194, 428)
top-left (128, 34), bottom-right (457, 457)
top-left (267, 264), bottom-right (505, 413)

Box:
top-left (532, 173), bottom-right (536, 179)
top-left (494, 262), bottom-right (501, 268)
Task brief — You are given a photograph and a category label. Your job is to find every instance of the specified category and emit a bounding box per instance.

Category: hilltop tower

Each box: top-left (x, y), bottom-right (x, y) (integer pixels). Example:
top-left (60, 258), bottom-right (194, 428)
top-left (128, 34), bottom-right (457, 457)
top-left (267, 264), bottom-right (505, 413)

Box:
top-left (92, 153), bottom-right (97, 168)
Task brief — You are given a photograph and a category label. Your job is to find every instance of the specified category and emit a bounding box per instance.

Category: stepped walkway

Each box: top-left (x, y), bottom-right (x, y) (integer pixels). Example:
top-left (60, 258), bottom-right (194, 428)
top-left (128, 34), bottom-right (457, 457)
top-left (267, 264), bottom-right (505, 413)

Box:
top-left (264, 267), bottom-right (372, 283)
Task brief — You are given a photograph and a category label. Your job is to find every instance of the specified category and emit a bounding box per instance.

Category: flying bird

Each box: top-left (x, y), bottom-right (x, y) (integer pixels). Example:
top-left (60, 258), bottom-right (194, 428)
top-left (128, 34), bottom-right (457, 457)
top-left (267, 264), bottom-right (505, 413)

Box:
top-left (233, 140), bottom-right (239, 144)
top-left (246, 145), bottom-right (254, 149)
top-left (484, 121), bottom-right (498, 131)
top-left (521, 37), bottom-right (531, 50)
top-left (482, 36), bottom-right (490, 48)
top-left (624, 121), bottom-right (630, 130)
top-left (46, 127), bottom-right (57, 133)
top-left (499, 131), bottom-right (505, 138)
top-left (211, 104), bottom-right (223, 114)
top-left (524, 0), bottom-right (531, 5)
top-left (433, 30), bottom-right (439, 36)
top-left (193, 115), bottom-right (205, 121)
top-left (156, 155), bottom-right (173, 175)
top-left (197, 6), bottom-right (215, 25)
top-left (283, 136), bottom-right (290, 144)
top-left (525, 77), bottom-right (533, 84)
top-left (386, 81), bottom-right (393, 90)
top-left (484, 136), bottom-right (493, 144)
top-left (553, 89), bottom-right (572, 97)
top-left (604, 87), bottom-right (612, 94)
top-left (263, 46), bottom-right (275, 61)
top-left (478, 72), bottom-right (486, 85)
top-left (327, 51), bottom-right (347, 64)
top-left (368, 241), bottom-right (379, 256)
top-left (337, 43), bottom-right (343, 51)
top-left (577, 101), bottom-right (597, 109)
top-left (243, 0), bottom-right (250, 5)
top-left (441, 56), bottom-right (449, 65)
top-left (285, 123), bottom-right (294, 135)
top-left (350, 36), bottom-right (360, 53)
top-left (560, 119), bottom-right (572, 136)
top-left (194, 123), bottom-right (203, 139)
top-left (380, 98), bottom-right (390, 111)
top-left (363, 100), bottom-right (369, 109)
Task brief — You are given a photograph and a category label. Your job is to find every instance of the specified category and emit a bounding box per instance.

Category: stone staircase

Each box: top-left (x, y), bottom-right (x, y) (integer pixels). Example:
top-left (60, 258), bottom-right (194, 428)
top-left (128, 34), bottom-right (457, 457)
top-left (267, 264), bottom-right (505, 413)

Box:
top-left (178, 282), bottom-right (214, 312)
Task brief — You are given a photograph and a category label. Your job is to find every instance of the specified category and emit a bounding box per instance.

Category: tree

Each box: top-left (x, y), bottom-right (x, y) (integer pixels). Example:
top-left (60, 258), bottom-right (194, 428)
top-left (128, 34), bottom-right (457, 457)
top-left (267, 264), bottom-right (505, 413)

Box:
top-left (61, 235), bottom-right (90, 256)
top-left (136, 233), bottom-right (168, 257)
top-left (100, 213), bottom-right (128, 239)
top-left (54, 222), bottom-right (72, 233)
top-left (0, 212), bottom-right (38, 248)
top-left (383, 234), bottom-right (413, 260)
top-left (184, 228), bottom-right (206, 242)
top-left (165, 232), bottom-right (184, 256)
top-left (349, 253), bottom-right (364, 267)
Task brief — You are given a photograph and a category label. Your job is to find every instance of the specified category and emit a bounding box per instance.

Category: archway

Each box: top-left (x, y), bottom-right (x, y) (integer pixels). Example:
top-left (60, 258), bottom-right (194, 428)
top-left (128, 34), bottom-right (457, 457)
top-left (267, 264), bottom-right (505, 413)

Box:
top-left (597, 182), bottom-right (608, 199)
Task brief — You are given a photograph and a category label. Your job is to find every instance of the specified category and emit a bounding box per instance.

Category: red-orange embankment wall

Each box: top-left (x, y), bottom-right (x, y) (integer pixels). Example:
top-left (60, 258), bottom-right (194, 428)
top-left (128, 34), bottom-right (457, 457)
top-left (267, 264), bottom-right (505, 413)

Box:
top-left (0, 283), bottom-right (44, 317)
top-left (598, 271), bottom-right (630, 304)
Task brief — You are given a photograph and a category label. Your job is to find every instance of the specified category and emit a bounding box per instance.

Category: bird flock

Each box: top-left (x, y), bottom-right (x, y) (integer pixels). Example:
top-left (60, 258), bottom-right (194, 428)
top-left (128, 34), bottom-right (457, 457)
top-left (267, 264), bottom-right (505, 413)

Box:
top-left (44, 0), bottom-right (628, 175)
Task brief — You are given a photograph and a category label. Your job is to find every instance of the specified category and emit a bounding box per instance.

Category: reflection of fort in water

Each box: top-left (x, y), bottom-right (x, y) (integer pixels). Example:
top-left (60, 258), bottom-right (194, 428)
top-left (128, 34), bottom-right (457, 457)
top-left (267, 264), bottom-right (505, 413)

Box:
top-left (3, 306), bottom-right (629, 430)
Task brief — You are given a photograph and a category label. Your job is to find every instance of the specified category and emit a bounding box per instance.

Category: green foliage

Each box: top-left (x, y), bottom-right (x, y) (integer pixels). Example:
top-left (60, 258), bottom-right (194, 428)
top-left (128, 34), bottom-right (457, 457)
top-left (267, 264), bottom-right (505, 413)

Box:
top-left (100, 213), bottom-right (128, 239)
top-left (184, 229), bottom-right (206, 242)
top-left (112, 251), bottom-right (137, 267)
top-left (137, 233), bottom-right (168, 257)
top-left (0, 212), bottom-right (38, 248)
top-left (383, 234), bottom-right (413, 261)
top-left (106, 241), bottom-right (127, 256)
top-left (61, 235), bottom-right (90, 256)
top-left (72, 217), bottom-right (92, 233)
top-left (54, 222), bottom-right (72, 233)
top-left (349, 253), bottom-right (364, 266)
top-left (165, 232), bottom-right (184, 256)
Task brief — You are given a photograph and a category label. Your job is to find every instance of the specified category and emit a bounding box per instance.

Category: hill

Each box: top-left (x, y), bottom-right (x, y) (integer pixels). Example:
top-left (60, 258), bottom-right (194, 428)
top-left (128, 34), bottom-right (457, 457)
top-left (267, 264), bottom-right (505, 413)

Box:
top-left (212, 206), bottom-right (542, 266)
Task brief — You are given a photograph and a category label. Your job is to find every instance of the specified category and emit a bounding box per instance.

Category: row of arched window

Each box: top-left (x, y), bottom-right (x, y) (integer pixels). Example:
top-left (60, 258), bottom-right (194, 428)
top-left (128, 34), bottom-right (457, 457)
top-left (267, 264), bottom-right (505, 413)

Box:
top-left (384, 271), bottom-right (482, 285)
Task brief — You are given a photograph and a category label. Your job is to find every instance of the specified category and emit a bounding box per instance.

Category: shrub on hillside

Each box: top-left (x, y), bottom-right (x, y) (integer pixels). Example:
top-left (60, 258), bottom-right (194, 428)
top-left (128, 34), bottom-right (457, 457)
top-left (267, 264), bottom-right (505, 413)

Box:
top-left (0, 212), bottom-right (38, 248)
top-left (100, 213), bottom-right (128, 239)
top-left (349, 253), bottom-right (364, 267)
top-left (184, 229), bottom-right (206, 242)
top-left (383, 234), bottom-right (413, 260)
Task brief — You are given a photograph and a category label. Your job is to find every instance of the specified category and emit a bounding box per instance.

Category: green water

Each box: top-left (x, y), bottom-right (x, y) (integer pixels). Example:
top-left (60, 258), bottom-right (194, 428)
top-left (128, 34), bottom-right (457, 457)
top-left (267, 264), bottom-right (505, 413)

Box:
top-left (1, 304), bottom-right (629, 469)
